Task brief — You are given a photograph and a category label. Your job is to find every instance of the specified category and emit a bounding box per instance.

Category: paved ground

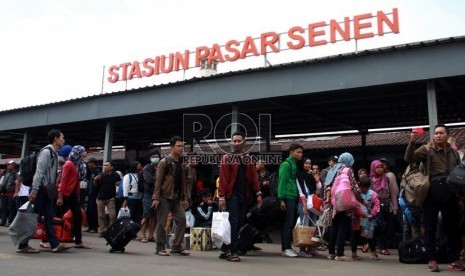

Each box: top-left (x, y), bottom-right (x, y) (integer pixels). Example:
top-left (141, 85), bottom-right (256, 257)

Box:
top-left (0, 226), bottom-right (449, 276)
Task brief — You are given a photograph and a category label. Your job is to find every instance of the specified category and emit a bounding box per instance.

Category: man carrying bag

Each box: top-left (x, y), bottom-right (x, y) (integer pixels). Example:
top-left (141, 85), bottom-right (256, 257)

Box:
top-left (405, 124), bottom-right (463, 272)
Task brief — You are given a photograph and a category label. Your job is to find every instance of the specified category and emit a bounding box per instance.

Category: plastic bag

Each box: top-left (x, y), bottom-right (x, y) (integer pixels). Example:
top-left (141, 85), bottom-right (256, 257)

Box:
top-left (185, 210), bottom-right (195, 228)
top-left (9, 202), bottom-right (38, 247)
top-left (211, 211), bottom-right (231, 248)
top-left (117, 207), bottom-right (131, 219)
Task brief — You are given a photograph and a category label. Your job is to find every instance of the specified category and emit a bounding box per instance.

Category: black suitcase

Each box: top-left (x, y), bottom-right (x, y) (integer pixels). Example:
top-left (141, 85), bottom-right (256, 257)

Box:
top-left (103, 217), bottom-right (140, 253)
top-left (237, 223), bottom-right (261, 255)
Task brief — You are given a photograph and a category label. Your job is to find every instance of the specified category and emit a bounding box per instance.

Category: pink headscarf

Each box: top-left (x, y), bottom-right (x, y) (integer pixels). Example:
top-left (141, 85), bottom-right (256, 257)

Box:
top-left (370, 160), bottom-right (388, 193)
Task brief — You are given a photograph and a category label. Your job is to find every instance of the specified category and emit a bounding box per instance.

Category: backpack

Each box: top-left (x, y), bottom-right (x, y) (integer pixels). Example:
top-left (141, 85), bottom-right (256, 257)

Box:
top-left (330, 167), bottom-right (358, 212)
top-left (267, 160), bottom-right (291, 198)
top-left (117, 174), bottom-right (133, 199)
top-left (20, 147), bottom-right (54, 187)
top-left (399, 163), bottom-right (429, 208)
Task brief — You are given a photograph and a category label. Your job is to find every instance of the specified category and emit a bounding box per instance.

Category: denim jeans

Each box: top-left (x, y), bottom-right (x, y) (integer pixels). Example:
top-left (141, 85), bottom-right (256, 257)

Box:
top-left (297, 201), bottom-right (318, 227)
top-left (86, 194), bottom-right (98, 231)
top-left (281, 198), bottom-right (297, 251)
top-left (221, 193), bottom-right (248, 255)
top-left (328, 211), bottom-right (351, 257)
top-left (19, 188), bottom-right (60, 249)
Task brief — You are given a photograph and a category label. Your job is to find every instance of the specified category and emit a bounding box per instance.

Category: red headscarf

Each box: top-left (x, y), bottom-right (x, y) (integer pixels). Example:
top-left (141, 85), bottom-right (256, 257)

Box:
top-left (370, 160), bottom-right (388, 193)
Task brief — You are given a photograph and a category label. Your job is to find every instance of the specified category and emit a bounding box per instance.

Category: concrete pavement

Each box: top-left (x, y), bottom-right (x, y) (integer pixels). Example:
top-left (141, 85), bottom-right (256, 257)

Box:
top-left (0, 226), bottom-right (443, 276)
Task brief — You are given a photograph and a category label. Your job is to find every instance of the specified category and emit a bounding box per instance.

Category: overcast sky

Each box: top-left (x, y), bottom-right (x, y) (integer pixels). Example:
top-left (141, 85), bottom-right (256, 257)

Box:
top-left (1, 0), bottom-right (464, 111)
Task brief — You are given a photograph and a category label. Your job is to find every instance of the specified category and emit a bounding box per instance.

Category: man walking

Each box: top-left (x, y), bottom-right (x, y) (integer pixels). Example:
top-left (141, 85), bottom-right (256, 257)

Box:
top-left (218, 131), bottom-right (262, 262)
top-left (152, 136), bottom-right (190, 256)
top-left (18, 129), bottom-right (72, 253)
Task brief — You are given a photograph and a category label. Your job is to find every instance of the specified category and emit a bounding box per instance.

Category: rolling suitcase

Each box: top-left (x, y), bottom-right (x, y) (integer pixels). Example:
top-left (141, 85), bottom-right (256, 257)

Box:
top-left (103, 217), bottom-right (140, 253)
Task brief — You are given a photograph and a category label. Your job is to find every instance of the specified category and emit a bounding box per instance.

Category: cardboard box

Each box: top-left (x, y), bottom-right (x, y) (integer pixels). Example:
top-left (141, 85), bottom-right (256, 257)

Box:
top-left (190, 227), bottom-right (212, 251)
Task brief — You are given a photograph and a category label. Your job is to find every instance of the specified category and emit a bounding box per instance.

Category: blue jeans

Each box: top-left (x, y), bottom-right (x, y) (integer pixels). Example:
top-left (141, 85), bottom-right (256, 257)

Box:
top-left (297, 201), bottom-right (318, 227)
top-left (86, 194), bottom-right (98, 231)
top-left (19, 188), bottom-right (60, 249)
top-left (221, 193), bottom-right (247, 255)
top-left (281, 198), bottom-right (297, 251)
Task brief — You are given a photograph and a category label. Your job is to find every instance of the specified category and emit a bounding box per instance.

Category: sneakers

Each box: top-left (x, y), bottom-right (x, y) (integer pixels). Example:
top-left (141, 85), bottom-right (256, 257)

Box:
top-left (428, 260), bottom-right (439, 272)
top-left (448, 260), bottom-right (465, 271)
top-left (282, 249), bottom-right (298, 257)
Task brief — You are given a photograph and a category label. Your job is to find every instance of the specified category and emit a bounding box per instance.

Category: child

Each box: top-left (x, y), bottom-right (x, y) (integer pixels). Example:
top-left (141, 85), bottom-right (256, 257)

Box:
top-left (351, 177), bottom-right (380, 260)
top-left (194, 189), bottom-right (218, 227)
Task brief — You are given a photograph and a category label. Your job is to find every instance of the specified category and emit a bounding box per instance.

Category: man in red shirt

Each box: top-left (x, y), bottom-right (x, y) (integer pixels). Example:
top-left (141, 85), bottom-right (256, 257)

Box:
top-left (57, 145), bottom-right (90, 249)
top-left (218, 131), bottom-right (262, 262)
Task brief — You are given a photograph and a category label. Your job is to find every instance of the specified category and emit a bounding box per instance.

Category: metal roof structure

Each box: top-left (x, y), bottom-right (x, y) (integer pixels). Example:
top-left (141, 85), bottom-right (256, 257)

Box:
top-left (0, 36), bottom-right (464, 156)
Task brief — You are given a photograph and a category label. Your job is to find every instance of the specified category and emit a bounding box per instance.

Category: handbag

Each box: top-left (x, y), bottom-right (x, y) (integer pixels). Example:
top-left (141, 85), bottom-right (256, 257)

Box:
top-left (9, 202), bottom-right (38, 247)
top-left (400, 163), bottom-right (430, 207)
top-left (117, 207), bottom-right (131, 219)
top-left (211, 211), bottom-right (231, 248)
top-left (448, 163), bottom-right (465, 197)
top-left (306, 194), bottom-right (323, 215)
top-left (293, 215), bottom-right (318, 247)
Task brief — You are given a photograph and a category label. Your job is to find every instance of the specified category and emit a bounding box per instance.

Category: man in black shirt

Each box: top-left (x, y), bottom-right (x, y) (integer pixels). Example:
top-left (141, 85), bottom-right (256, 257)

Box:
top-left (93, 161), bottom-right (121, 236)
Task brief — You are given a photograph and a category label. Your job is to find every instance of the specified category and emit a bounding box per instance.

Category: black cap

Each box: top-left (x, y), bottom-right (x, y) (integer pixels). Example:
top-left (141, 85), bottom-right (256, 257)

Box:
top-left (328, 155), bottom-right (338, 162)
top-left (379, 158), bottom-right (389, 166)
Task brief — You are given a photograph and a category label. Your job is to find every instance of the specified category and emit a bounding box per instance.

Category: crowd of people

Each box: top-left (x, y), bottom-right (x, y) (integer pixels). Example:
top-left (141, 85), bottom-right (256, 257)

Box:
top-left (0, 125), bottom-right (465, 273)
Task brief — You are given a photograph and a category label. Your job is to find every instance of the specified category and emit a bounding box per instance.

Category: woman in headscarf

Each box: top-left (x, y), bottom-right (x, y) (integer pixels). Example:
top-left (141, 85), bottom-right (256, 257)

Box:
top-left (57, 145), bottom-right (90, 249)
top-left (370, 160), bottom-right (392, 255)
top-left (296, 158), bottom-right (320, 257)
top-left (327, 152), bottom-right (363, 261)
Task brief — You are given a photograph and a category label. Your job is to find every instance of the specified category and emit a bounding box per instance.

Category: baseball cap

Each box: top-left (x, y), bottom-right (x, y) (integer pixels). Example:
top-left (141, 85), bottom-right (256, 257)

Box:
top-left (328, 155), bottom-right (338, 162)
top-left (379, 158), bottom-right (389, 166)
top-left (7, 160), bottom-right (16, 165)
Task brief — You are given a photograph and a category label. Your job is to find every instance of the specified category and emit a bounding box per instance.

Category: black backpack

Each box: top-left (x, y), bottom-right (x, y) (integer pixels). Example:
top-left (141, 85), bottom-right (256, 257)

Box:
top-left (267, 160), bottom-right (292, 198)
top-left (20, 147), bottom-right (54, 187)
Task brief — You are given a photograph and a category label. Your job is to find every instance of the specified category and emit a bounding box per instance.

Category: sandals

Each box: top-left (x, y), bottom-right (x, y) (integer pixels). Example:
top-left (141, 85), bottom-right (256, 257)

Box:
top-left (219, 252), bottom-right (230, 259)
top-left (352, 254), bottom-right (362, 260)
top-left (372, 253), bottom-right (380, 260)
top-left (380, 249), bottom-right (390, 255)
top-left (140, 237), bottom-right (148, 243)
top-left (227, 254), bottom-right (241, 262)
top-left (40, 242), bottom-right (51, 249)
top-left (157, 250), bottom-right (170, 256)
top-left (74, 244), bottom-right (91, 249)
top-left (170, 250), bottom-right (190, 256)
top-left (16, 246), bottom-right (40, 254)
top-left (148, 237), bottom-right (156, 242)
